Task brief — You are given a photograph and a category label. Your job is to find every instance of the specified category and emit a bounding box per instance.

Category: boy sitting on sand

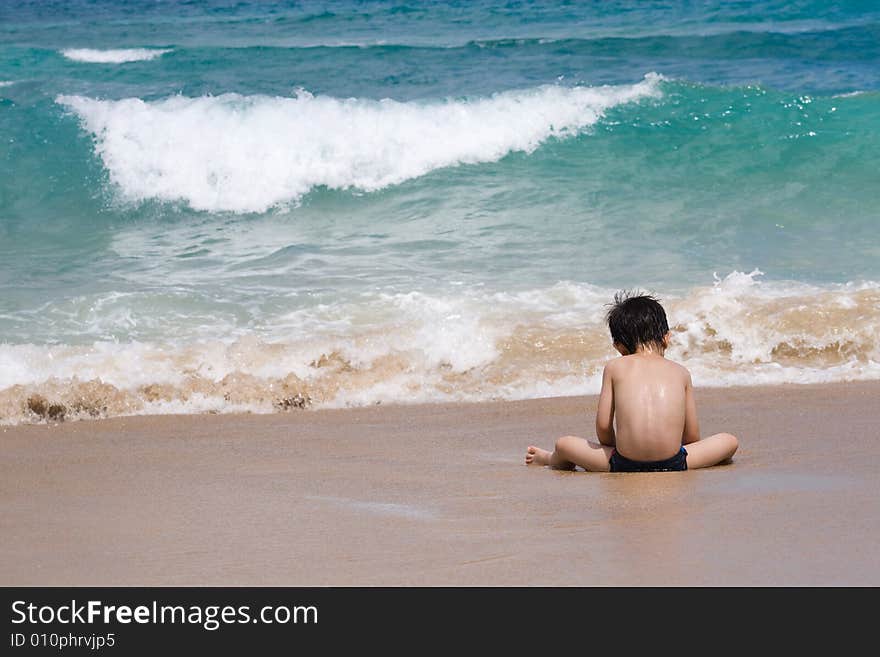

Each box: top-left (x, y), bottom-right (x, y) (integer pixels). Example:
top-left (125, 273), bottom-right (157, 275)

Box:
top-left (525, 291), bottom-right (738, 472)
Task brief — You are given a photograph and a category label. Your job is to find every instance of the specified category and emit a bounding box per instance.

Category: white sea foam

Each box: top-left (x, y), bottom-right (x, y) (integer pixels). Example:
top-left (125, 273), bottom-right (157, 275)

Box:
top-left (60, 48), bottom-right (172, 63)
top-left (2, 271), bottom-right (879, 424)
top-left (57, 74), bottom-right (663, 213)
top-left (0, 81), bottom-right (14, 87)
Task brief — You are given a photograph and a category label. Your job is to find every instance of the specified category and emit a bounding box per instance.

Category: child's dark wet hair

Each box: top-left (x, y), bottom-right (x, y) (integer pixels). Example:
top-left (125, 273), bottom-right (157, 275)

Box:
top-left (605, 290), bottom-right (669, 355)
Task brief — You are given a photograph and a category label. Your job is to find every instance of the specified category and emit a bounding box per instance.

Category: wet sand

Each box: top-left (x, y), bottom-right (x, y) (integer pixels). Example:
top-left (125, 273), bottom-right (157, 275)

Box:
top-left (2, 381), bottom-right (878, 586)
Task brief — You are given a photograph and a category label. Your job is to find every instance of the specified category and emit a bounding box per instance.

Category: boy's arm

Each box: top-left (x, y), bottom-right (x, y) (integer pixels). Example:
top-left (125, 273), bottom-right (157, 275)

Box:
top-left (595, 364), bottom-right (616, 446)
top-left (682, 372), bottom-right (701, 445)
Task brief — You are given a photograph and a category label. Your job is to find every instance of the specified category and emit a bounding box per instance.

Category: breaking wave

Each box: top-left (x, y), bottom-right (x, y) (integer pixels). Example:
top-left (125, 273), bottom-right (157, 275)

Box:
top-left (2, 271), bottom-right (879, 424)
top-left (60, 48), bottom-right (172, 63)
top-left (57, 74), bottom-right (662, 213)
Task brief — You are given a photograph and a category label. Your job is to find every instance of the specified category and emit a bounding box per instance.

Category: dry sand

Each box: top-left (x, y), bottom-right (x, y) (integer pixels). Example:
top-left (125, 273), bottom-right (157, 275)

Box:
top-left (2, 381), bottom-right (878, 586)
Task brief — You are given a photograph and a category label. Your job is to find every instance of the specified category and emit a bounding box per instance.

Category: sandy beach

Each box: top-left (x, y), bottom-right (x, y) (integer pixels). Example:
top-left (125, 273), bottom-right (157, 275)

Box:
top-left (2, 380), bottom-right (878, 586)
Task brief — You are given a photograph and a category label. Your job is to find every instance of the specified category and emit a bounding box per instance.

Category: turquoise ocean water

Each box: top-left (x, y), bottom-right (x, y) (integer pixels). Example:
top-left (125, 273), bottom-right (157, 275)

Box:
top-left (1, 1), bottom-right (879, 421)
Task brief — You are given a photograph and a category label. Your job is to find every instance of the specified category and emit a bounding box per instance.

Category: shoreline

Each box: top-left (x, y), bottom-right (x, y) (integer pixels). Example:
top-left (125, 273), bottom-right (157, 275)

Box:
top-left (4, 378), bottom-right (877, 427)
top-left (2, 380), bottom-right (879, 585)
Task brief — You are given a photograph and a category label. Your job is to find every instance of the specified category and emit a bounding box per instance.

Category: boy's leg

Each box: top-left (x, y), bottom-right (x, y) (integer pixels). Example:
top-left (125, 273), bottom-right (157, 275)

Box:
top-left (684, 433), bottom-right (739, 469)
top-left (525, 435), bottom-right (614, 472)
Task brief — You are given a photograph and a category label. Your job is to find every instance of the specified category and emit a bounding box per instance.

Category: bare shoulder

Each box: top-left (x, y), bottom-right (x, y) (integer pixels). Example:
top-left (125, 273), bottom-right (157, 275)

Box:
top-left (665, 359), bottom-right (693, 385)
top-left (604, 356), bottom-right (625, 375)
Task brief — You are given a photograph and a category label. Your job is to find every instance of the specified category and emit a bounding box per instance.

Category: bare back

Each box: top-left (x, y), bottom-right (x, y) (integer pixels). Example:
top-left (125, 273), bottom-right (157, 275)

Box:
top-left (527, 341), bottom-right (738, 472)
top-left (601, 354), bottom-right (692, 461)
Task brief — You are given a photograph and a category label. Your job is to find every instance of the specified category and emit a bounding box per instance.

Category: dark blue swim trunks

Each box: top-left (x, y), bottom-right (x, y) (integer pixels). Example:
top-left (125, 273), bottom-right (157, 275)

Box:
top-left (609, 446), bottom-right (688, 472)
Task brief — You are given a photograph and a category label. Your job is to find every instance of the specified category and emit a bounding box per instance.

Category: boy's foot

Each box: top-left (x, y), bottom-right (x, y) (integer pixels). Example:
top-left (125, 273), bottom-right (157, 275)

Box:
top-left (525, 446), bottom-right (551, 466)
